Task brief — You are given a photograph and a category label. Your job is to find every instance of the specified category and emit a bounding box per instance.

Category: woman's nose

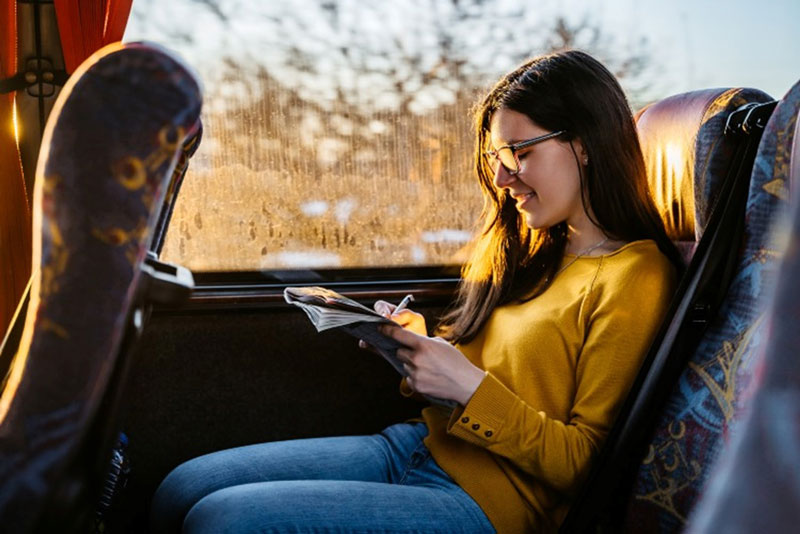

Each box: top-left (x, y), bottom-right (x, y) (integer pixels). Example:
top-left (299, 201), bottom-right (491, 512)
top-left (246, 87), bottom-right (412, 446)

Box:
top-left (492, 164), bottom-right (516, 189)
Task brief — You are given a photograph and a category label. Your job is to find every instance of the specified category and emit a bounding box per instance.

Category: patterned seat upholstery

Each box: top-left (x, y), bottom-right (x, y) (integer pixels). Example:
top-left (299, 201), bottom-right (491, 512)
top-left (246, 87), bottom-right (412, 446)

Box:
top-left (686, 78), bottom-right (800, 533)
top-left (621, 83), bottom-right (795, 531)
top-left (0, 42), bottom-right (202, 533)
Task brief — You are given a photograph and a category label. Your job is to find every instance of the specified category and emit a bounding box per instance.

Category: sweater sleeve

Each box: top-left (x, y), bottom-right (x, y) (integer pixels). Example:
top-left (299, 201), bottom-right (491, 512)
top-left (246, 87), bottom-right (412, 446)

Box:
top-left (445, 257), bottom-right (675, 496)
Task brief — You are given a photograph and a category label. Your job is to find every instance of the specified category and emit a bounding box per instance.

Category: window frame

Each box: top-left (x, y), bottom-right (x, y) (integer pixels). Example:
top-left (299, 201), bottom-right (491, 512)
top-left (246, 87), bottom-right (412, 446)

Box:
top-left (157, 265), bottom-right (463, 313)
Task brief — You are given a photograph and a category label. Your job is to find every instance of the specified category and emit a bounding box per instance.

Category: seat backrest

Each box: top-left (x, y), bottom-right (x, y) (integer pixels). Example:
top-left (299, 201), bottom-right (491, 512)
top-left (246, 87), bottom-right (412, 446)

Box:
top-left (559, 87), bottom-right (774, 533)
top-left (0, 42), bottom-right (201, 534)
top-left (620, 83), bottom-right (794, 531)
top-left (684, 78), bottom-right (800, 533)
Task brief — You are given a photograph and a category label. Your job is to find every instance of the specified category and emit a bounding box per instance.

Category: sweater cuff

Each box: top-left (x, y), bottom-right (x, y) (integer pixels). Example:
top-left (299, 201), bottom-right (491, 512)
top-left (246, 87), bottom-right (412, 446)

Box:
top-left (446, 372), bottom-right (516, 446)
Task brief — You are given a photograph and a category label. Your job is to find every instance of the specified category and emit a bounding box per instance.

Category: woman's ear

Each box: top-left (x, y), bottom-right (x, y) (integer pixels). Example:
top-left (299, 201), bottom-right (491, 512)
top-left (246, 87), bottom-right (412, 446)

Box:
top-left (571, 137), bottom-right (589, 166)
top-left (579, 139), bottom-right (589, 166)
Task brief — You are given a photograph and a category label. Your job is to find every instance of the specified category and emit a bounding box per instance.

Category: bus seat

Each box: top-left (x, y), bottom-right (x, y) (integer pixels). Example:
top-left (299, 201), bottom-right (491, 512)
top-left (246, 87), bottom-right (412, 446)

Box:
top-left (619, 82), bottom-right (795, 531)
top-left (0, 42), bottom-right (202, 534)
top-left (560, 86), bottom-right (775, 533)
top-left (684, 78), bottom-right (800, 533)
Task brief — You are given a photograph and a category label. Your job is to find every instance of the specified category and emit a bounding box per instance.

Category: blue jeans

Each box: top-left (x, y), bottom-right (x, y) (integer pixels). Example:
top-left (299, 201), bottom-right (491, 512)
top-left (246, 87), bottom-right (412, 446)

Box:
top-left (150, 422), bottom-right (495, 533)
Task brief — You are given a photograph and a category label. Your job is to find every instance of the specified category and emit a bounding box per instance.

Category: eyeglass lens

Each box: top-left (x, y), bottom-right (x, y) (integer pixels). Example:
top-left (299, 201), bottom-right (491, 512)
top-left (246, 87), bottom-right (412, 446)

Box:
top-left (486, 147), bottom-right (518, 174)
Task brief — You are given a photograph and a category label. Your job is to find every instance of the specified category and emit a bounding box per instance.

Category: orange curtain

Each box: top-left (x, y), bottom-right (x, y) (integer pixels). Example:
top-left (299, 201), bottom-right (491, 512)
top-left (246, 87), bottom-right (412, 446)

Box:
top-left (0, 0), bottom-right (32, 340)
top-left (54, 0), bottom-right (133, 74)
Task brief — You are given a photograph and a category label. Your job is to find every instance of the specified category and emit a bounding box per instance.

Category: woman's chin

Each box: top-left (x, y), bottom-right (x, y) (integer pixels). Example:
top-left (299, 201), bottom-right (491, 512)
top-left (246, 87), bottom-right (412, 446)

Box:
top-left (522, 212), bottom-right (547, 230)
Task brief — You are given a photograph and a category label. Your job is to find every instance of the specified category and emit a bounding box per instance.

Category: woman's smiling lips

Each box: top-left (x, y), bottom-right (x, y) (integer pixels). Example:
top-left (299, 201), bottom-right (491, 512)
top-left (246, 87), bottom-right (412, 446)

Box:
top-left (512, 191), bottom-right (536, 208)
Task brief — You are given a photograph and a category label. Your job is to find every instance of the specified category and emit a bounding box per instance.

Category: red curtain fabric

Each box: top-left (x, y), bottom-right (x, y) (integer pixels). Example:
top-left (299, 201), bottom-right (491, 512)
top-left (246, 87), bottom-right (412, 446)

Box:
top-left (54, 0), bottom-right (133, 74)
top-left (0, 0), bottom-right (32, 340)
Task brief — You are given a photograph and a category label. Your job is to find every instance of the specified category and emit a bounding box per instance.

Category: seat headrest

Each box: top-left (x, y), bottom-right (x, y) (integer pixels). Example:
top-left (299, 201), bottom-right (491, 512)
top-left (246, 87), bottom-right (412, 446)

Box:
top-left (636, 88), bottom-right (773, 242)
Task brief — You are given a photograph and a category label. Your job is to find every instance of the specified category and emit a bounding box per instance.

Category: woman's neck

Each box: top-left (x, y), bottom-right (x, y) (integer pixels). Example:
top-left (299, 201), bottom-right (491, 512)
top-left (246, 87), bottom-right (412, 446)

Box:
top-left (564, 214), bottom-right (624, 255)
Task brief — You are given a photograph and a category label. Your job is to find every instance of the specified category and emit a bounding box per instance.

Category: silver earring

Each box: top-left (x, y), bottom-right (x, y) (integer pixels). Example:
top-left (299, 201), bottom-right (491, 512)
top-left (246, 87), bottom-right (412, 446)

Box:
top-left (583, 157), bottom-right (589, 165)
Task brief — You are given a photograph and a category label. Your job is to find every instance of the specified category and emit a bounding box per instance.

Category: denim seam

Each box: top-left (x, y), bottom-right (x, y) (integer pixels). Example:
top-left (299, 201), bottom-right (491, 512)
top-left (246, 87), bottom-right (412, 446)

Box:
top-left (397, 442), bottom-right (430, 485)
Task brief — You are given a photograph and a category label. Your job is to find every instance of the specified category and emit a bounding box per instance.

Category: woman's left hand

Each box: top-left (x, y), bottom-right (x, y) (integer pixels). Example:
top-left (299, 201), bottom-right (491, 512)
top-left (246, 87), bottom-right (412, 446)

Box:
top-left (379, 324), bottom-right (486, 406)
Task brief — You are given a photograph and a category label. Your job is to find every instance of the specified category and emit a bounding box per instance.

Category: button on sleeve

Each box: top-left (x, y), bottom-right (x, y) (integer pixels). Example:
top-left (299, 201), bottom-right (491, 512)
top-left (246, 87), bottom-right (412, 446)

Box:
top-left (446, 373), bottom-right (515, 446)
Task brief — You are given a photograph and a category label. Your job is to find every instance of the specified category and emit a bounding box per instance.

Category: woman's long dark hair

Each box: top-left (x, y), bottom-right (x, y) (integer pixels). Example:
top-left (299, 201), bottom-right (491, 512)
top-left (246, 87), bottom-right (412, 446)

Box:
top-left (437, 50), bottom-right (682, 344)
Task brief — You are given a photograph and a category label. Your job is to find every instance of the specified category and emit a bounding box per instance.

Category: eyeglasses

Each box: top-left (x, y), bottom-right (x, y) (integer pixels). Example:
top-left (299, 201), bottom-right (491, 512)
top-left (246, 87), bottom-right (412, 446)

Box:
top-left (484, 130), bottom-right (567, 175)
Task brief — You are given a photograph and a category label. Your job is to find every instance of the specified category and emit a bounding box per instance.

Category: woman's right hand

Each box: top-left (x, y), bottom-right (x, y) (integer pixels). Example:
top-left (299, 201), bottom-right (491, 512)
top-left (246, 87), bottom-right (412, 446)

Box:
top-left (373, 299), bottom-right (428, 337)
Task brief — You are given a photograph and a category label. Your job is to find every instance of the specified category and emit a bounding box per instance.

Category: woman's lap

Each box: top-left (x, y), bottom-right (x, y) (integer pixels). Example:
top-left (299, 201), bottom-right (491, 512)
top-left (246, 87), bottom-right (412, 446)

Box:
top-left (184, 479), bottom-right (491, 534)
top-left (150, 422), bottom-right (494, 533)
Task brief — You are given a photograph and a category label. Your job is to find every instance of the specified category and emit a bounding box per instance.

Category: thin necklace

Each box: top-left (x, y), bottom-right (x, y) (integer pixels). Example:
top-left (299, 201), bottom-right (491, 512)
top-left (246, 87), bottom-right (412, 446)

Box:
top-left (553, 237), bottom-right (609, 278)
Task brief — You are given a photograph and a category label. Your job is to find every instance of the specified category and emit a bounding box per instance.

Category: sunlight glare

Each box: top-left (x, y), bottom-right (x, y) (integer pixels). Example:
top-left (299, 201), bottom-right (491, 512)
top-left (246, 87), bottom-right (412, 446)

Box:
top-left (663, 142), bottom-right (684, 184)
top-left (11, 98), bottom-right (21, 142)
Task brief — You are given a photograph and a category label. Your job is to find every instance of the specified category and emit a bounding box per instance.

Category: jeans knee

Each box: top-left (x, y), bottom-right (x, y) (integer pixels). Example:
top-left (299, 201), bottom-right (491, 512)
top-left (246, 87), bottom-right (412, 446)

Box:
top-left (150, 459), bottom-right (210, 534)
top-left (182, 493), bottom-right (221, 534)
top-left (182, 488), bottom-right (271, 534)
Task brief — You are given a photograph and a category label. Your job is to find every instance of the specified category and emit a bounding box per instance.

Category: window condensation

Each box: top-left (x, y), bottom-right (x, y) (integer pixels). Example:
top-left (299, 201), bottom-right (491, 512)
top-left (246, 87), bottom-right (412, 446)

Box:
top-left (159, 79), bottom-right (482, 271)
top-left (126, 0), bottom-right (660, 272)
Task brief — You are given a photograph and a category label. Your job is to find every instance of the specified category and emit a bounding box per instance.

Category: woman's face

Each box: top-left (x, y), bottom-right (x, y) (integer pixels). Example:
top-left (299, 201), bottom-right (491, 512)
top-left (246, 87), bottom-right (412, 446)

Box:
top-left (488, 108), bottom-right (588, 230)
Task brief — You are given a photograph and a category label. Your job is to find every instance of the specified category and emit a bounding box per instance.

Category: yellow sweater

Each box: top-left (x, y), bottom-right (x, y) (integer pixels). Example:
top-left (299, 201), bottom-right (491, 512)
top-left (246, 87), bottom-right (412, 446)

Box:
top-left (416, 240), bottom-right (676, 533)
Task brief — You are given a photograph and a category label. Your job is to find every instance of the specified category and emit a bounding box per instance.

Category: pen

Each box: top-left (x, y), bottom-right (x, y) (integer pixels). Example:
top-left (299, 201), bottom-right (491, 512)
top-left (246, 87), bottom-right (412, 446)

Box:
top-left (394, 294), bottom-right (415, 314)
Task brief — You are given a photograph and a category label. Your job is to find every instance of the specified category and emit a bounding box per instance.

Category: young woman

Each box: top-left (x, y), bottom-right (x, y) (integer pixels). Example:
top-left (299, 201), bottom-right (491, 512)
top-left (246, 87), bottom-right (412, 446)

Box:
top-left (151, 50), bottom-right (680, 533)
